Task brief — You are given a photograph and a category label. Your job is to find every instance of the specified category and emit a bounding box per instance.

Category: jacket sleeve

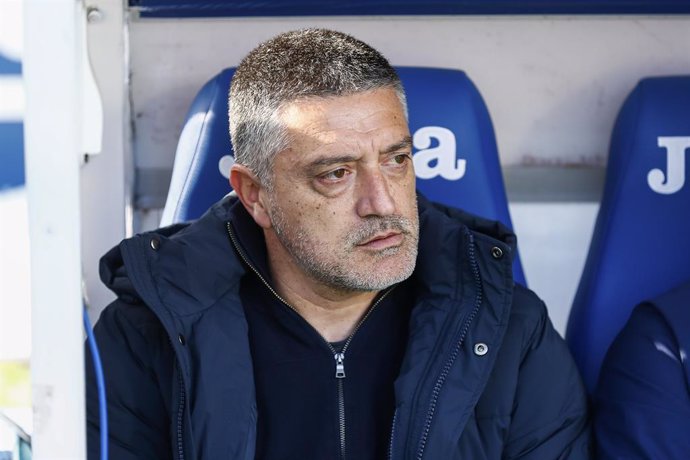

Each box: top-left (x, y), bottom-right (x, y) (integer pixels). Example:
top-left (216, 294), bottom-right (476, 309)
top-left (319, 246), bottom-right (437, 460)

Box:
top-left (503, 297), bottom-right (591, 460)
top-left (85, 299), bottom-right (174, 459)
top-left (594, 303), bottom-right (690, 459)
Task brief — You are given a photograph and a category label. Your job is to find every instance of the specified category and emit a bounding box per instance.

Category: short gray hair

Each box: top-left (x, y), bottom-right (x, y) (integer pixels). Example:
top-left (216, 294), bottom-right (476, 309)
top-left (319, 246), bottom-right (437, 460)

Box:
top-left (229, 28), bottom-right (407, 187)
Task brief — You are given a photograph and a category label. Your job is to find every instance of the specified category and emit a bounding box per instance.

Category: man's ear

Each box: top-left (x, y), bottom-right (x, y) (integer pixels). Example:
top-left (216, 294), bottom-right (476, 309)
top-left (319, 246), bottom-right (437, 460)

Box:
top-left (229, 164), bottom-right (272, 229)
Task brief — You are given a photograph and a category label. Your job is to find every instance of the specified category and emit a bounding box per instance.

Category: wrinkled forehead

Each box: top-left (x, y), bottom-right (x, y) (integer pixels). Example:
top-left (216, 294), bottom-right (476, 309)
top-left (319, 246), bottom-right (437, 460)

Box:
top-left (278, 89), bottom-right (408, 137)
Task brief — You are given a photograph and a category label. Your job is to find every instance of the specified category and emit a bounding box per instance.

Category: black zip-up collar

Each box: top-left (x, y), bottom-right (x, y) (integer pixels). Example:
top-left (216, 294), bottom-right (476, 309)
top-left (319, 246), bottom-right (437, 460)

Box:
top-left (230, 203), bottom-right (413, 460)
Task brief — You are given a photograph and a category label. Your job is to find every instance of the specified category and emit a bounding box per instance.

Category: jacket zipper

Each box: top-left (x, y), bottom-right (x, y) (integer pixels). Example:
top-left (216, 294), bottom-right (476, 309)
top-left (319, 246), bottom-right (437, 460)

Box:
top-left (176, 364), bottom-right (186, 460)
top-left (332, 286), bottom-right (392, 460)
top-left (413, 229), bottom-right (483, 460)
top-left (227, 222), bottom-right (394, 460)
top-left (169, 337), bottom-right (186, 460)
top-left (388, 407), bottom-right (399, 460)
top-left (337, 379), bottom-right (346, 459)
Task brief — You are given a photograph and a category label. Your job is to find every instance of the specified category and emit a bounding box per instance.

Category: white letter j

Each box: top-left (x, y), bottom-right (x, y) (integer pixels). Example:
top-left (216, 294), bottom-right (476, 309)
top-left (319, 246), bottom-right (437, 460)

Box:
top-left (647, 136), bottom-right (690, 195)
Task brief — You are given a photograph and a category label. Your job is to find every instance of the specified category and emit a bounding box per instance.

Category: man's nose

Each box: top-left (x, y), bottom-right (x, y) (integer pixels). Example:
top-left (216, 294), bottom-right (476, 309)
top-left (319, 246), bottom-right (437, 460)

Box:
top-left (355, 168), bottom-right (396, 217)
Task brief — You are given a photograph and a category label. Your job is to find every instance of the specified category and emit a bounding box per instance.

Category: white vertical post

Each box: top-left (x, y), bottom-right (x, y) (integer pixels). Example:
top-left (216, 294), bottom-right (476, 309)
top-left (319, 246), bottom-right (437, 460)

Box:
top-left (23, 1), bottom-right (87, 458)
top-left (80, 0), bottom-right (130, 323)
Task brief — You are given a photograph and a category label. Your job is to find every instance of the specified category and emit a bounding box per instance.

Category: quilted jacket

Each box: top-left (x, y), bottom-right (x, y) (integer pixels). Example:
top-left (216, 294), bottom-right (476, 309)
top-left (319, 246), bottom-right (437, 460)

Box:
top-left (86, 195), bottom-right (591, 459)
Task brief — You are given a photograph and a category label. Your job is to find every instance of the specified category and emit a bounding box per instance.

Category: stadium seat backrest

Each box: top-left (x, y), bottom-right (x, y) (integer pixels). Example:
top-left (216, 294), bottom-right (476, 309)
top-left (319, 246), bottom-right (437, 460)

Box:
top-left (566, 76), bottom-right (690, 394)
top-left (161, 68), bottom-right (236, 225)
top-left (161, 66), bottom-right (525, 284)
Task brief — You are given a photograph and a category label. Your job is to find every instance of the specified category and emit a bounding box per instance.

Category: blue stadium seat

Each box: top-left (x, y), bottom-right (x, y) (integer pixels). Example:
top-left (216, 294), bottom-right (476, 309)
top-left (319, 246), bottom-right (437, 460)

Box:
top-left (160, 68), bottom-right (235, 224)
top-left (161, 67), bottom-right (525, 284)
top-left (566, 76), bottom-right (690, 394)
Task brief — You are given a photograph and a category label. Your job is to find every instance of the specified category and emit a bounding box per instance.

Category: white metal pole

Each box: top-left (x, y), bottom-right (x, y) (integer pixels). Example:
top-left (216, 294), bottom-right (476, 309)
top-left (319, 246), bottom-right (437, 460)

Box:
top-left (24, 0), bottom-right (87, 458)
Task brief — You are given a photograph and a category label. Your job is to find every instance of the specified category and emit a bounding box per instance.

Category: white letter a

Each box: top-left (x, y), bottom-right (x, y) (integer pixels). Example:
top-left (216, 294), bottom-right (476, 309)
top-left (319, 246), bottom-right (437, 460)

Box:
top-left (413, 127), bottom-right (466, 181)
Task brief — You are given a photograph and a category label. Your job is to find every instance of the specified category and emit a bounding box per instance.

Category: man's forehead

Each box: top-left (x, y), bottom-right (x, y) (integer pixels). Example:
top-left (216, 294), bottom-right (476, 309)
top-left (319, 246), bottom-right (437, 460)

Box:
top-left (282, 96), bottom-right (406, 143)
top-left (302, 135), bottom-right (413, 163)
top-left (280, 87), bottom-right (403, 113)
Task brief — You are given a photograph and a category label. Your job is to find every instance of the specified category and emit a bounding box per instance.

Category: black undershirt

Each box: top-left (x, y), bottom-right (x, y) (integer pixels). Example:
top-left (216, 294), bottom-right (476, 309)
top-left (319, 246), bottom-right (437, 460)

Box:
top-left (232, 211), bottom-right (413, 460)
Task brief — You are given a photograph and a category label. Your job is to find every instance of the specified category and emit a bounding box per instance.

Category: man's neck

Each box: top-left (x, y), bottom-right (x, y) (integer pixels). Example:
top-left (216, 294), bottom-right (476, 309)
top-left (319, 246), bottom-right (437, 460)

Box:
top-left (266, 247), bottom-right (379, 343)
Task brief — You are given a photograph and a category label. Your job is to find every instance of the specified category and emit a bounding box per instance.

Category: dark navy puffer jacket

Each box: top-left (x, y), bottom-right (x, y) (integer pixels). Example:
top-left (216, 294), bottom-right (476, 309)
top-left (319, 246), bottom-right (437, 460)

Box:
top-left (86, 195), bottom-right (591, 460)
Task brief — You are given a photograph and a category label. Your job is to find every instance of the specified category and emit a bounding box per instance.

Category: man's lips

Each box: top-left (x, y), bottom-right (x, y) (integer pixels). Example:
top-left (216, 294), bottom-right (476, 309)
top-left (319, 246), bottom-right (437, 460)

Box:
top-left (357, 232), bottom-right (404, 250)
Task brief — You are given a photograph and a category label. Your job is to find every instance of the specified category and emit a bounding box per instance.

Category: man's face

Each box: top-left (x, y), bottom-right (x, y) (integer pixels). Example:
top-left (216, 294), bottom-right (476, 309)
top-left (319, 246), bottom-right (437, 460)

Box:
top-left (263, 87), bottom-right (419, 292)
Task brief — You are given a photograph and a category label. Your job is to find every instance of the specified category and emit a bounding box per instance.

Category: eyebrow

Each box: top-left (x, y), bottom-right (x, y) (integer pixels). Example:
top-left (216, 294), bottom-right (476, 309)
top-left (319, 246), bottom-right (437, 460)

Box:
top-left (307, 155), bottom-right (360, 170)
top-left (381, 136), bottom-right (413, 155)
top-left (305, 136), bottom-right (414, 172)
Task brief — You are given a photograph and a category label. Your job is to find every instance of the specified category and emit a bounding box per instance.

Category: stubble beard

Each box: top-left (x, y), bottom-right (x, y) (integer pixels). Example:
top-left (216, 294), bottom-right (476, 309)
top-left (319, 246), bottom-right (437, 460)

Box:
top-left (267, 195), bottom-right (419, 293)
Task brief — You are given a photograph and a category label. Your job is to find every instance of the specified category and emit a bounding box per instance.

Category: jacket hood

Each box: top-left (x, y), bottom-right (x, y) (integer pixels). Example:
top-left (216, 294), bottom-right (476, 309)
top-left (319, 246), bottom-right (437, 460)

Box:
top-left (100, 198), bottom-right (246, 311)
top-left (99, 194), bottom-right (517, 311)
top-left (419, 196), bottom-right (517, 255)
top-left (99, 222), bottom-right (188, 302)
top-left (412, 195), bottom-right (516, 300)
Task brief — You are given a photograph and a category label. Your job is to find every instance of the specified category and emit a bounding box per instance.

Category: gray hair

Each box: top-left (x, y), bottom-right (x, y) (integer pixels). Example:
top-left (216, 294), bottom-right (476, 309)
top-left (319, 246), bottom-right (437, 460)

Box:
top-left (228, 28), bottom-right (408, 187)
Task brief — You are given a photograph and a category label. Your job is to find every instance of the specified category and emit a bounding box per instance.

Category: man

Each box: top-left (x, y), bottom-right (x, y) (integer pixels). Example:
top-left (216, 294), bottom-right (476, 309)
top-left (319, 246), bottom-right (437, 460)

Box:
top-left (87, 29), bottom-right (590, 459)
top-left (595, 280), bottom-right (690, 459)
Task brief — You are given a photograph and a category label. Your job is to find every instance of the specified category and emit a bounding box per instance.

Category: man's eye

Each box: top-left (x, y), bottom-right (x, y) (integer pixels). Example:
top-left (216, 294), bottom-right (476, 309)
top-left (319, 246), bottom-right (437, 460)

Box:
top-left (391, 154), bottom-right (411, 165)
top-left (322, 168), bottom-right (348, 180)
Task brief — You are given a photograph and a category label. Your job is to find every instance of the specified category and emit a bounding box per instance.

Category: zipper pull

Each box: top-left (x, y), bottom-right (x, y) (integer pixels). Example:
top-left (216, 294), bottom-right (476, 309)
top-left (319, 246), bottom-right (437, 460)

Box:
top-left (334, 352), bottom-right (346, 379)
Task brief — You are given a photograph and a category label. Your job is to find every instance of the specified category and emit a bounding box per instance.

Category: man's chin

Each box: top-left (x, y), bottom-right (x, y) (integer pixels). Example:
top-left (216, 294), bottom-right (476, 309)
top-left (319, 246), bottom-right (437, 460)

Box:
top-left (337, 259), bottom-right (416, 292)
